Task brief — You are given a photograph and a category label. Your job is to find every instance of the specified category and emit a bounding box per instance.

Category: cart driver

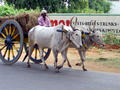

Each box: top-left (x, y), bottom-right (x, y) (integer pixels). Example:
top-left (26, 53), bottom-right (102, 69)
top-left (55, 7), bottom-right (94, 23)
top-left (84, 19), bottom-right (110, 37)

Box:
top-left (38, 9), bottom-right (50, 27)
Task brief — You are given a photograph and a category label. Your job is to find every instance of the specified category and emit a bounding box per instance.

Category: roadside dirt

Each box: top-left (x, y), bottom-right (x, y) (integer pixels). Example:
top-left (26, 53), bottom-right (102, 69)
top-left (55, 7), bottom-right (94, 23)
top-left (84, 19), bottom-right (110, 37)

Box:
top-left (45, 48), bottom-right (120, 74)
top-left (6, 44), bottom-right (120, 74)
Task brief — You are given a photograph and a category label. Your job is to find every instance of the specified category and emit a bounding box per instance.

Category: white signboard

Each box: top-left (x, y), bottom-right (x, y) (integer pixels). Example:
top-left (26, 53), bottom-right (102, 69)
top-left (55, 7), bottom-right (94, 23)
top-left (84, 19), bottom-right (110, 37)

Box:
top-left (49, 14), bottom-right (120, 34)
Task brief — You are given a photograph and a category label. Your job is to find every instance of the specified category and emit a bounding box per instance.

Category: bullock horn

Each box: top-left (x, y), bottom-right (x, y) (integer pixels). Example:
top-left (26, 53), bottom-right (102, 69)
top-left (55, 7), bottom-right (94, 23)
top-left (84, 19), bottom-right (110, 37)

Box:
top-left (92, 21), bottom-right (96, 31)
top-left (73, 17), bottom-right (78, 31)
top-left (74, 17), bottom-right (78, 26)
top-left (88, 23), bottom-right (92, 31)
top-left (70, 16), bottom-right (75, 29)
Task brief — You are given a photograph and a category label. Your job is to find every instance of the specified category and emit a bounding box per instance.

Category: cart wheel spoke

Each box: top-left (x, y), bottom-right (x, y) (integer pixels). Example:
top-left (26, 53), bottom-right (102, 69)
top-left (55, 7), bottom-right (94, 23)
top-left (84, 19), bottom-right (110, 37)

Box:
top-left (12, 33), bottom-right (19, 40)
top-left (3, 47), bottom-right (8, 58)
top-left (38, 48), bottom-right (40, 53)
top-left (13, 44), bottom-right (19, 52)
top-left (11, 26), bottom-right (16, 36)
top-left (11, 47), bottom-right (15, 58)
top-left (1, 32), bottom-right (6, 38)
top-left (9, 25), bottom-right (12, 34)
top-left (4, 27), bottom-right (9, 36)
top-left (35, 48), bottom-right (37, 60)
top-left (8, 49), bottom-right (10, 61)
top-left (0, 45), bottom-right (7, 51)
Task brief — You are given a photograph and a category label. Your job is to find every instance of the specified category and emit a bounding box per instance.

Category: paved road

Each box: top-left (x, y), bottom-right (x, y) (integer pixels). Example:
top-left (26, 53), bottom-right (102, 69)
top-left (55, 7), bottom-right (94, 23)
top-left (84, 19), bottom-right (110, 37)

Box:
top-left (0, 61), bottom-right (120, 90)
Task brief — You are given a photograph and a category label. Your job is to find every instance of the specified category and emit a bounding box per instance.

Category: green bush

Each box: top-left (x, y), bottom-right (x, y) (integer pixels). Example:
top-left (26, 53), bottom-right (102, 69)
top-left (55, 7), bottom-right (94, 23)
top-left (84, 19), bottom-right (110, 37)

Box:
top-left (103, 31), bottom-right (120, 45)
top-left (0, 3), bottom-right (41, 16)
top-left (0, 3), bottom-right (18, 16)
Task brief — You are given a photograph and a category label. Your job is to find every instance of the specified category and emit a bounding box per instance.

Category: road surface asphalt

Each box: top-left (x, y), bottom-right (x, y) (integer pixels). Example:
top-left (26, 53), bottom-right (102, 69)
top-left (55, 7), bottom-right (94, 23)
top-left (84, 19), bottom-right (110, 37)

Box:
top-left (0, 61), bottom-right (120, 90)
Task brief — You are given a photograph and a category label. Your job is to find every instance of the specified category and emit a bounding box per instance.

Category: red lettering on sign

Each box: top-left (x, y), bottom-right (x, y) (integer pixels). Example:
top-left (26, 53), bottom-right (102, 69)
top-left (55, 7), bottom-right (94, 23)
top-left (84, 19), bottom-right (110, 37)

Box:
top-left (50, 20), bottom-right (70, 26)
top-left (59, 20), bottom-right (65, 25)
top-left (66, 20), bottom-right (70, 26)
top-left (50, 20), bottom-right (58, 26)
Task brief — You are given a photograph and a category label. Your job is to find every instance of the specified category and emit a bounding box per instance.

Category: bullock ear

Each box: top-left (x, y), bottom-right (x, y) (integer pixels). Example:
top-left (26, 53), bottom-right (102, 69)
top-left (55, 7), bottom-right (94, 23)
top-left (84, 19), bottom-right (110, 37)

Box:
top-left (88, 21), bottom-right (96, 32)
top-left (62, 25), bottom-right (68, 33)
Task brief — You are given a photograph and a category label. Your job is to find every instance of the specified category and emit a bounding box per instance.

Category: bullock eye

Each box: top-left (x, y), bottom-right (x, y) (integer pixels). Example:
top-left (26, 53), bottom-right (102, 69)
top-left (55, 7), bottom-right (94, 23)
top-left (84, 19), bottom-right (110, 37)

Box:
top-left (76, 34), bottom-right (78, 36)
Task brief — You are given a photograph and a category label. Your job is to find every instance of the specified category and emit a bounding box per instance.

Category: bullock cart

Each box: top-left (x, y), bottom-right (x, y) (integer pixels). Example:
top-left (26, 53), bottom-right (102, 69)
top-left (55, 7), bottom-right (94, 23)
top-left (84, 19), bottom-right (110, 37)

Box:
top-left (0, 12), bottom-right (51, 64)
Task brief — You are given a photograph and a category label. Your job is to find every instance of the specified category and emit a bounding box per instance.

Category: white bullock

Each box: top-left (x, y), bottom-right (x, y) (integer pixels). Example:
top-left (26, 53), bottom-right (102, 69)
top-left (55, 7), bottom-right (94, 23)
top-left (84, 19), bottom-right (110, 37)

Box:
top-left (27, 17), bottom-right (82, 72)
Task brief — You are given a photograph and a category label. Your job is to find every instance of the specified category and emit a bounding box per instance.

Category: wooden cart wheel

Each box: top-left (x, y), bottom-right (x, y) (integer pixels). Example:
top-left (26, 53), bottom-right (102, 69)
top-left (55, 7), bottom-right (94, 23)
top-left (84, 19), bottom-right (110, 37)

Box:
top-left (23, 44), bottom-right (51, 64)
top-left (0, 20), bottom-right (23, 64)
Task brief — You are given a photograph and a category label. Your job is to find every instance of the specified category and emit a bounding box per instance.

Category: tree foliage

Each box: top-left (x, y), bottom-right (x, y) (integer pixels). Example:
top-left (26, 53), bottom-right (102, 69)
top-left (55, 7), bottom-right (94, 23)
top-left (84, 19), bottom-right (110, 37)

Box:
top-left (6, 0), bottom-right (65, 13)
top-left (0, 3), bottom-right (19, 16)
top-left (88, 0), bottom-right (111, 13)
top-left (6, 0), bottom-right (111, 13)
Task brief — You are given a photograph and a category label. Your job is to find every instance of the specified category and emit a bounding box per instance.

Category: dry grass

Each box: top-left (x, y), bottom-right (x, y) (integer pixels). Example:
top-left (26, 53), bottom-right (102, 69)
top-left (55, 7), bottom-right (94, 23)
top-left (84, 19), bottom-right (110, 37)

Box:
top-left (0, 12), bottom-right (40, 32)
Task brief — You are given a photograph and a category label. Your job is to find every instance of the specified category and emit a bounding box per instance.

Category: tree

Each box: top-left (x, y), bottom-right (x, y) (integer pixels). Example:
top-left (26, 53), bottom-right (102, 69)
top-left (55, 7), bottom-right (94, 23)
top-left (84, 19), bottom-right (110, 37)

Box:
top-left (88, 0), bottom-right (111, 13)
top-left (6, 0), bottom-right (111, 13)
top-left (6, 0), bottom-right (65, 13)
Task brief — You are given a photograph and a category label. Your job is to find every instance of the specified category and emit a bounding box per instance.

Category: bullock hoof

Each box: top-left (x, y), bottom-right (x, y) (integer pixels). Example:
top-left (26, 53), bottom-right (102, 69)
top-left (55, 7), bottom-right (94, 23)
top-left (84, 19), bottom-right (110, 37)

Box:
top-left (27, 64), bottom-right (31, 68)
top-left (35, 62), bottom-right (39, 64)
top-left (83, 68), bottom-right (87, 71)
top-left (56, 66), bottom-right (62, 70)
top-left (68, 64), bottom-right (72, 68)
top-left (45, 64), bottom-right (49, 69)
top-left (55, 68), bottom-right (59, 73)
top-left (76, 63), bottom-right (82, 66)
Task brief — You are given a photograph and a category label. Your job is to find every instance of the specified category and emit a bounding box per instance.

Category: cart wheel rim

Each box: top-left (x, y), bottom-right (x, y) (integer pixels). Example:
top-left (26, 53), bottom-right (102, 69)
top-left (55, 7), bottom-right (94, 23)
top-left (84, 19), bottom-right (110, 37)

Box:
top-left (0, 20), bottom-right (23, 64)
